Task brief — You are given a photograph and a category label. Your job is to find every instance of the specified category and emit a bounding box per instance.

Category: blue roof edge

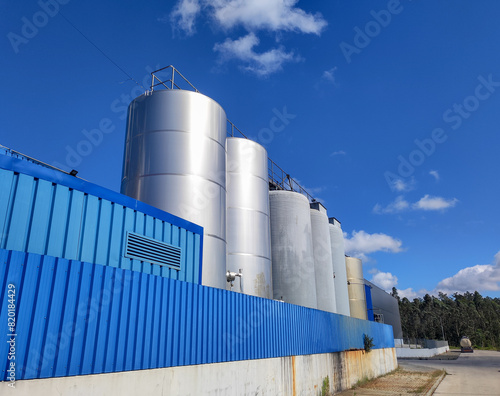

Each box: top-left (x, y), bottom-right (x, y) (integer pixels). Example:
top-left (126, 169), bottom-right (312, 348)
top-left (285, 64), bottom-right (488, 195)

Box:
top-left (0, 153), bottom-right (204, 236)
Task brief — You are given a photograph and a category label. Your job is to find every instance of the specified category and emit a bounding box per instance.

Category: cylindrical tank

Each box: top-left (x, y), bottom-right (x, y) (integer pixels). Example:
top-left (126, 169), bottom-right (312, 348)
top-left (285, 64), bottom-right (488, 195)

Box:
top-left (269, 191), bottom-right (317, 309)
top-left (345, 256), bottom-right (368, 320)
top-left (460, 337), bottom-right (472, 348)
top-left (310, 206), bottom-right (337, 313)
top-left (328, 218), bottom-right (351, 316)
top-left (121, 89), bottom-right (227, 289)
top-left (226, 138), bottom-right (272, 298)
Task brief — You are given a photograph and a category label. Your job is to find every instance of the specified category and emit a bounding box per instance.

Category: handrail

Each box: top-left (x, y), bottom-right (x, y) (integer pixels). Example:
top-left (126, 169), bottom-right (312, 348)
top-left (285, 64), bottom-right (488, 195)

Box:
top-left (0, 144), bottom-right (74, 176)
top-left (150, 65), bottom-right (199, 92)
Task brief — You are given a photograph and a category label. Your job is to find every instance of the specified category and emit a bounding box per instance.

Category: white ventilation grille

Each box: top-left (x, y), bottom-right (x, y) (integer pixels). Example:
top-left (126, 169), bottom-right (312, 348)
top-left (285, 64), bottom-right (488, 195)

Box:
top-left (125, 232), bottom-right (182, 269)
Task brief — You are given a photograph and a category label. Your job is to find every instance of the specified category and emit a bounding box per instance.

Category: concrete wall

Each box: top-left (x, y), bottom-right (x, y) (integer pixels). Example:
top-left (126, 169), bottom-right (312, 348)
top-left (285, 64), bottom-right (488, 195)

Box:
top-left (6, 348), bottom-right (397, 396)
top-left (396, 346), bottom-right (449, 358)
top-left (424, 340), bottom-right (449, 349)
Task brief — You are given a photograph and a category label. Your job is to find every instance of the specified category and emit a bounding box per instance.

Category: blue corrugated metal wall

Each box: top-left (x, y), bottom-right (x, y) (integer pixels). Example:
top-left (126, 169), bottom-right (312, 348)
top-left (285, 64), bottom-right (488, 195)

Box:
top-left (0, 248), bottom-right (394, 381)
top-left (0, 155), bottom-right (202, 283)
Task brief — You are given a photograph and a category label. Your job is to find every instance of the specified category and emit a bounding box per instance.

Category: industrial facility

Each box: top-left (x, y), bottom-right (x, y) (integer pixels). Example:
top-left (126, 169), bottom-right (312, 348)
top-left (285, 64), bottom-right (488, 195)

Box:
top-left (0, 66), bottom-right (399, 395)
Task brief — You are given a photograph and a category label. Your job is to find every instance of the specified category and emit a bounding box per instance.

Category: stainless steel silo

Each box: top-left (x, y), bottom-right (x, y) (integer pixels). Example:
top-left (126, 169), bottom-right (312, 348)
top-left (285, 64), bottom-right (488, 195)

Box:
top-left (345, 256), bottom-right (368, 320)
top-left (310, 205), bottom-right (337, 313)
top-left (328, 218), bottom-right (351, 316)
top-left (121, 89), bottom-right (227, 289)
top-left (226, 137), bottom-right (272, 298)
top-left (269, 191), bottom-right (317, 309)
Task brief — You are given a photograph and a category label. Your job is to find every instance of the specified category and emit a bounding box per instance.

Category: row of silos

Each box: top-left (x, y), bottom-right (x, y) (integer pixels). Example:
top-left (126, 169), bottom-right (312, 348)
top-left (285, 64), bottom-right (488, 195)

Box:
top-left (268, 194), bottom-right (358, 315)
top-left (120, 88), bottom-right (366, 318)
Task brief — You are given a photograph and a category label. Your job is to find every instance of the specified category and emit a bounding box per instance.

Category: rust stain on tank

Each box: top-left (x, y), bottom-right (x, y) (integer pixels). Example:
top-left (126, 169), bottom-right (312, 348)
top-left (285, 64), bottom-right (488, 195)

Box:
top-left (292, 355), bottom-right (296, 396)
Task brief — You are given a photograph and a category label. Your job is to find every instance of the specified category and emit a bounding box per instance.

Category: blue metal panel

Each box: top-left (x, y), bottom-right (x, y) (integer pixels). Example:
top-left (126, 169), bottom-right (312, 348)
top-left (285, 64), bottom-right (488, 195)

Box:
top-left (64, 189), bottom-right (84, 260)
top-left (0, 154), bottom-right (202, 236)
top-left (26, 179), bottom-right (52, 254)
top-left (365, 284), bottom-right (375, 321)
top-left (0, 248), bottom-right (395, 381)
top-left (5, 174), bottom-right (34, 252)
top-left (0, 155), bottom-right (202, 284)
top-left (93, 267), bottom-right (114, 373)
top-left (0, 169), bottom-right (15, 248)
top-left (47, 185), bottom-right (70, 257)
top-left (94, 200), bottom-right (112, 265)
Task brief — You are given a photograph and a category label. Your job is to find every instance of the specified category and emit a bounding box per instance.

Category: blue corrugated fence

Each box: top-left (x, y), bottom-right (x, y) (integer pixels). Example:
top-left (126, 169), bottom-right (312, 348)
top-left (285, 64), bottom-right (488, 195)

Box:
top-left (0, 248), bottom-right (394, 381)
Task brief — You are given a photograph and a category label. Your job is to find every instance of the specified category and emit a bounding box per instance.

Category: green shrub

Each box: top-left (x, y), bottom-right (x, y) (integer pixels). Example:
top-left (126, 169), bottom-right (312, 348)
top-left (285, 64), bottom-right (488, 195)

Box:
top-left (321, 376), bottom-right (330, 396)
top-left (363, 334), bottom-right (374, 352)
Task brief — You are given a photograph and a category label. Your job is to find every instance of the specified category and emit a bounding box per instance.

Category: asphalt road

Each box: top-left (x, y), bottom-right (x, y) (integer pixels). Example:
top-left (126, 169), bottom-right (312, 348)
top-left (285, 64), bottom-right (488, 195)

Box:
top-left (400, 350), bottom-right (500, 395)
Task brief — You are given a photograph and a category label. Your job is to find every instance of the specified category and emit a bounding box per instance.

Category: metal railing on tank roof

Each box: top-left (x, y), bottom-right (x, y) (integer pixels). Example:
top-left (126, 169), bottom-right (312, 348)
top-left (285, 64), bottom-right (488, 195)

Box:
top-left (150, 65), bottom-right (199, 92)
top-left (149, 65), bottom-right (316, 203)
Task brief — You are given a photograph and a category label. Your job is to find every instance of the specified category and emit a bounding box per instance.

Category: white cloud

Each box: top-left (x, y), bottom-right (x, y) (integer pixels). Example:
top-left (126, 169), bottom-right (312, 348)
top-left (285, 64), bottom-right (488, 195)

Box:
top-left (389, 177), bottom-right (415, 192)
top-left (396, 252), bottom-right (500, 299)
top-left (429, 170), bottom-right (440, 181)
top-left (374, 194), bottom-right (458, 214)
top-left (167, 0), bottom-right (326, 75)
top-left (373, 195), bottom-right (409, 214)
top-left (213, 33), bottom-right (298, 76)
top-left (167, 0), bottom-right (327, 36)
top-left (167, 0), bottom-right (201, 36)
top-left (412, 195), bottom-right (458, 211)
top-left (398, 287), bottom-right (420, 300)
top-left (435, 251), bottom-right (500, 294)
top-left (371, 271), bottom-right (398, 292)
top-left (344, 230), bottom-right (404, 262)
top-left (323, 67), bottom-right (337, 83)
top-left (330, 150), bottom-right (346, 157)
top-left (211, 0), bottom-right (327, 34)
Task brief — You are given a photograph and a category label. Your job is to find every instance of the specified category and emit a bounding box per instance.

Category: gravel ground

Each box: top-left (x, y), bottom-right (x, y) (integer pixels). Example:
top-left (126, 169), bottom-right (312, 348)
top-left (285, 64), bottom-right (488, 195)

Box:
top-left (337, 366), bottom-right (446, 395)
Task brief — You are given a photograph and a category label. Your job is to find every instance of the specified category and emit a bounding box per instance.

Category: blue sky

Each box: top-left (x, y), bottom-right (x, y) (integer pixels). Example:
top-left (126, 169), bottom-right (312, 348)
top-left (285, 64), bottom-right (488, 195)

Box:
top-left (2, 0), bottom-right (500, 298)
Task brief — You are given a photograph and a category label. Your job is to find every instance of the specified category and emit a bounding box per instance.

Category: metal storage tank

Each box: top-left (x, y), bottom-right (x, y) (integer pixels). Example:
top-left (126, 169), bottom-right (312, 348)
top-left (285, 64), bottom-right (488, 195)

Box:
top-left (269, 191), bottom-right (317, 309)
top-left (309, 204), bottom-right (337, 313)
top-left (345, 256), bottom-right (368, 320)
top-left (121, 89), bottom-right (227, 289)
top-left (328, 218), bottom-right (351, 316)
top-left (226, 137), bottom-right (272, 298)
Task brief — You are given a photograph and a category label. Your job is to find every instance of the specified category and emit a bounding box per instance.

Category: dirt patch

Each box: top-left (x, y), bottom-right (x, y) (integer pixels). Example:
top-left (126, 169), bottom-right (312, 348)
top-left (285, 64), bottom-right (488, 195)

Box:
top-left (338, 368), bottom-right (445, 395)
top-left (360, 369), bottom-right (444, 394)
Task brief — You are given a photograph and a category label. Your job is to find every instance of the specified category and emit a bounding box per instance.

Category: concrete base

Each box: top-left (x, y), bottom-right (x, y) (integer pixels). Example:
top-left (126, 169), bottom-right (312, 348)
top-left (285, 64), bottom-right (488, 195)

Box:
top-left (5, 348), bottom-right (397, 395)
top-left (396, 345), bottom-right (449, 359)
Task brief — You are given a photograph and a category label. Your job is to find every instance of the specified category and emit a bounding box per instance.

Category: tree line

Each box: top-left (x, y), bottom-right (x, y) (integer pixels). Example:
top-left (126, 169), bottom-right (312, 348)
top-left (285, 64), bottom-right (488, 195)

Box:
top-left (392, 289), bottom-right (500, 349)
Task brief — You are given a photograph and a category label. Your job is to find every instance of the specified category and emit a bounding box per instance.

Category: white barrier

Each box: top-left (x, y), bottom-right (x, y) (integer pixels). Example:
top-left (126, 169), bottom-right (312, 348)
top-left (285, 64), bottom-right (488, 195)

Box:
top-left (396, 345), bottom-right (449, 358)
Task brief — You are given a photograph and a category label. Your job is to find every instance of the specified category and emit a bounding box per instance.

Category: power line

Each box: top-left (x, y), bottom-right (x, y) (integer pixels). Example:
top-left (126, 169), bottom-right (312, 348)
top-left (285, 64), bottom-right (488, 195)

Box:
top-left (58, 12), bottom-right (145, 90)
